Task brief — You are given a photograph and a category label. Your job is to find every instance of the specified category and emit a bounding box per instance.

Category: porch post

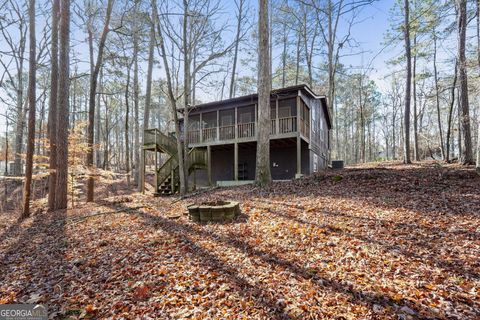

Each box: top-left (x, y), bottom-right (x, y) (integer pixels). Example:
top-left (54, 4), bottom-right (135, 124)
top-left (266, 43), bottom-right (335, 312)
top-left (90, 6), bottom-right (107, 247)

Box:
top-left (296, 94), bottom-right (301, 133)
top-left (141, 149), bottom-right (146, 194)
top-left (207, 145), bottom-right (212, 186)
top-left (275, 98), bottom-right (279, 134)
top-left (216, 110), bottom-right (220, 141)
top-left (193, 168), bottom-right (197, 191)
top-left (235, 107), bottom-right (238, 139)
top-left (296, 94), bottom-right (302, 177)
top-left (199, 113), bottom-right (203, 143)
top-left (297, 135), bottom-right (301, 177)
top-left (154, 146), bottom-right (158, 193)
top-left (234, 142), bottom-right (238, 181)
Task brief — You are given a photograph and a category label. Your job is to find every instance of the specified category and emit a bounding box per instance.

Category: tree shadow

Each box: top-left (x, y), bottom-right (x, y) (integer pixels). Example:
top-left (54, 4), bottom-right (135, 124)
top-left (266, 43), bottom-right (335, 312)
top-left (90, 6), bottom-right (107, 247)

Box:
top-left (136, 209), bottom-right (449, 319)
top-left (0, 209), bottom-right (67, 315)
top-left (255, 200), bottom-right (480, 282)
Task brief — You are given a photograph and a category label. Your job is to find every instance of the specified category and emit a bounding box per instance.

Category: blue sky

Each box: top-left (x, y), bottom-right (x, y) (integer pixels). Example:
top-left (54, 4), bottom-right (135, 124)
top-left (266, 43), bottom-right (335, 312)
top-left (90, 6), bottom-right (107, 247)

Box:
top-left (0, 0), bottom-right (429, 131)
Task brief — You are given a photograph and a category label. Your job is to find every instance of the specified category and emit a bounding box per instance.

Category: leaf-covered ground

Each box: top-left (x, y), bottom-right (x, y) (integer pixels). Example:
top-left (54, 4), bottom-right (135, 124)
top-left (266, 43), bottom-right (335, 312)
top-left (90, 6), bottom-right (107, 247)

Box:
top-left (0, 162), bottom-right (479, 319)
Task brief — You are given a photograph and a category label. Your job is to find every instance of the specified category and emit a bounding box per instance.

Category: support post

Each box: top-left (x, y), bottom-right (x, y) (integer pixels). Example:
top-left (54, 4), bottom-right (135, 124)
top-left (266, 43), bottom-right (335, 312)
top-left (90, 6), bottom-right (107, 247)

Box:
top-left (207, 145), bottom-right (212, 186)
top-left (296, 135), bottom-right (301, 177)
top-left (234, 107), bottom-right (238, 139)
top-left (234, 142), bottom-right (238, 181)
top-left (154, 146), bottom-right (158, 193)
top-left (199, 112), bottom-right (203, 143)
top-left (193, 167), bottom-right (197, 191)
top-left (216, 110), bottom-right (220, 141)
top-left (275, 98), bottom-right (279, 135)
top-left (141, 149), bottom-right (146, 194)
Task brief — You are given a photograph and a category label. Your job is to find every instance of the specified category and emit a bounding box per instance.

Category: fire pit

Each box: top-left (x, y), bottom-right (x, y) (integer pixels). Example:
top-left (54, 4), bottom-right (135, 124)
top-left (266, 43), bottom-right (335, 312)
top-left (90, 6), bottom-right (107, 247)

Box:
top-left (187, 201), bottom-right (240, 223)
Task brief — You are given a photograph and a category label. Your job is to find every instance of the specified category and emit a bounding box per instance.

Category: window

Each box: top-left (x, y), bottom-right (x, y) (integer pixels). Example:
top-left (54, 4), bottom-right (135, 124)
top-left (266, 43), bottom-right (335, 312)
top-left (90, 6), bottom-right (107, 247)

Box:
top-left (313, 154), bottom-right (318, 172)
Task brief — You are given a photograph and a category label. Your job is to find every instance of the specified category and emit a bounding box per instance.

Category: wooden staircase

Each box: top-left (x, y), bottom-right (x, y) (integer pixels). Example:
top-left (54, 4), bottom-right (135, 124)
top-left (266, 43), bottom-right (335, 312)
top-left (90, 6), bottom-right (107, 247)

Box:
top-left (143, 129), bottom-right (207, 196)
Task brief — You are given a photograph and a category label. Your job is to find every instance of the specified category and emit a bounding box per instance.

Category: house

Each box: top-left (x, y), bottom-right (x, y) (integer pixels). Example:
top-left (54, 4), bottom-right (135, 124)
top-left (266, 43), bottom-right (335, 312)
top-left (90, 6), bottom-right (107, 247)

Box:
top-left (142, 84), bottom-right (331, 195)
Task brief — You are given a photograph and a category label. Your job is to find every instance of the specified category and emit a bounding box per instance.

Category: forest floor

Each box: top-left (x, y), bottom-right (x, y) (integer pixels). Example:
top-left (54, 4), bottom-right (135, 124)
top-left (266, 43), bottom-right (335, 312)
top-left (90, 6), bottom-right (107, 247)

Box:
top-left (0, 161), bottom-right (479, 319)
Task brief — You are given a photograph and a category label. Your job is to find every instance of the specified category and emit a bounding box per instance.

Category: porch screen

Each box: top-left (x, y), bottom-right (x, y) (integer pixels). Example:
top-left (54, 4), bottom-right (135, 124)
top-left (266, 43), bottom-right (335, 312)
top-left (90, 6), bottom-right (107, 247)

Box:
top-left (219, 109), bottom-right (235, 140)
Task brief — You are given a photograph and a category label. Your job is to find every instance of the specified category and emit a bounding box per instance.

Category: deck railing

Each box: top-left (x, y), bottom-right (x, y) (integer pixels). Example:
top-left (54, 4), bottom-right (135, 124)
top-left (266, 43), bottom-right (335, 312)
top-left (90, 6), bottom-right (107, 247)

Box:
top-left (237, 122), bottom-right (255, 139)
top-left (270, 119), bottom-right (276, 135)
top-left (278, 116), bottom-right (296, 134)
top-left (187, 130), bottom-right (200, 144)
top-left (219, 125), bottom-right (235, 140)
top-left (202, 127), bottom-right (217, 142)
top-left (185, 116), bottom-right (308, 144)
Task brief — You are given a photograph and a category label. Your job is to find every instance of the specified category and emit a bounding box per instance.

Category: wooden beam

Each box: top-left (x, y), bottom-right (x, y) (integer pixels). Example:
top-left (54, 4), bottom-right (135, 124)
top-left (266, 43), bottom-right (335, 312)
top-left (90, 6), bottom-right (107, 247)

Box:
top-left (275, 97), bottom-right (279, 134)
top-left (199, 112), bottom-right (203, 143)
top-left (207, 145), bottom-right (212, 186)
top-left (234, 142), bottom-right (238, 181)
top-left (154, 145), bottom-right (158, 193)
top-left (141, 149), bottom-right (146, 194)
top-left (297, 135), bottom-right (301, 176)
top-left (216, 109), bottom-right (220, 141)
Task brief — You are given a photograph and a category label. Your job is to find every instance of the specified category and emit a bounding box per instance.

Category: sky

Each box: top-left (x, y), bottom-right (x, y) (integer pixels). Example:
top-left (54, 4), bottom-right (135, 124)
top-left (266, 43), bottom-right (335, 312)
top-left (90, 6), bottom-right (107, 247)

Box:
top-left (0, 0), bottom-right (410, 133)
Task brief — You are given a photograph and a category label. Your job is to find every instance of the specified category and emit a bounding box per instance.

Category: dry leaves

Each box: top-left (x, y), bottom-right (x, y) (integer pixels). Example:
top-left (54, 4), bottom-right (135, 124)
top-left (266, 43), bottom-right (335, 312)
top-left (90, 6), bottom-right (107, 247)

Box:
top-left (0, 161), bottom-right (479, 319)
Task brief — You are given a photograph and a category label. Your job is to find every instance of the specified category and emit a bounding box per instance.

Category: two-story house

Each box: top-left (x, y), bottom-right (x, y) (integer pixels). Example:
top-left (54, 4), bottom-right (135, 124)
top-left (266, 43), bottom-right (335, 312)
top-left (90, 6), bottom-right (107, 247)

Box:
top-left (142, 84), bottom-right (331, 195)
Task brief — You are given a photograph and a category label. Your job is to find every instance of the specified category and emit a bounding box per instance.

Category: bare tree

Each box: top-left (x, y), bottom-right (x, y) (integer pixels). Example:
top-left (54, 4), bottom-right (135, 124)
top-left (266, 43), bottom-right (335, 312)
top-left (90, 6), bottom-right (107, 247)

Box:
top-left (0, 0), bottom-right (27, 176)
top-left (153, 0), bottom-right (187, 195)
top-left (256, 0), bottom-right (271, 186)
top-left (456, 0), bottom-right (473, 164)
top-left (47, 0), bottom-right (59, 211)
top-left (86, 0), bottom-right (114, 202)
top-left (229, 0), bottom-right (247, 99)
top-left (20, 0), bottom-right (36, 219)
top-left (132, 0), bottom-right (140, 185)
top-left (54, 0), bottom-right (70, 210)
top-left (477, 0), bottom-right (480, 173)
top-left (446, 60), bottom-right (457, 163)
top-left (139, 8), bottom-right (155, 192)
top-left (403, 0), bottom-right (412, 164)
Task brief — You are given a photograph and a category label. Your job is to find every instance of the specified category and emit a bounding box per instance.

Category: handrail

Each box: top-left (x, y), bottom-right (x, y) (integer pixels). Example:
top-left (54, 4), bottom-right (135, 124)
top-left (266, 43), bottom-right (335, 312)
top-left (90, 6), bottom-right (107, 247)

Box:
top-left (157, 147), bottom-right (207, 190)
top-left (144, 128), bottom-right (178, 157)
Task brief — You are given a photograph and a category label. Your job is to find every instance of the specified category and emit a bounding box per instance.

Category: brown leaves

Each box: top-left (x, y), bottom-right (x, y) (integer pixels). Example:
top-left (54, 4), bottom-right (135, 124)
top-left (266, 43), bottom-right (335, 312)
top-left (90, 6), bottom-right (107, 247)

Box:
top-left (0, 162), bottom-right (479, 319)
top-left (133, 283), bottom-right (151, 301)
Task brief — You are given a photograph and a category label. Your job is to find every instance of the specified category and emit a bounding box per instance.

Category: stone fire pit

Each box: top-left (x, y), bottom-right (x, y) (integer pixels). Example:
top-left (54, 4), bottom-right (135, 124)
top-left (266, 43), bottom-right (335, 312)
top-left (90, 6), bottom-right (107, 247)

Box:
top-left (187, 201), bottom-right (240, 223)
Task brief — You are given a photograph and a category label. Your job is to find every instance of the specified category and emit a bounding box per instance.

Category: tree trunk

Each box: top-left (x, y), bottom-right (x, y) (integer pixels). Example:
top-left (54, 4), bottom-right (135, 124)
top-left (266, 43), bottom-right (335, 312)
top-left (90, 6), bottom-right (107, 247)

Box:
top-left (229, 0), bottom-right (244, 99)
top-left (182, 0), bottom-right (190, 194)
top-left (412, 34), bottom-right (419, 161)
top-left (95, 70), bottom-right (103, 167)
top-left (140, 11), bottom-right (155, 192)
top-left (446, 61), bottom-right (457, 163)
top-left (476, 0), bottom-right (480, 173)
top-left (359, 75), bottom-right (365, 163)
top-left (86, 0), bottom-right (114, 202)
top-left (125, 59), bottom-right (132, 186)
top-left (133, 0), bottom-right (140, 185)
top-left (456, 0), bottom-right (473, 164)
top-left (14, 61), bottom-right (25, 176)
top-left (256, 0), bottom-right (271, 186)
top-left (153, 0), bottom-right (186, 195)
top-left (47, 0), bottom-right (59, 211)
top-left (403, 0), bottom-right (412, 164)
top-left (54, 0), bottom-right (70, 210)
top-left (433, 29), bottom-right (445, 160)
top-left (20, 0), bottom-right (36, 219)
